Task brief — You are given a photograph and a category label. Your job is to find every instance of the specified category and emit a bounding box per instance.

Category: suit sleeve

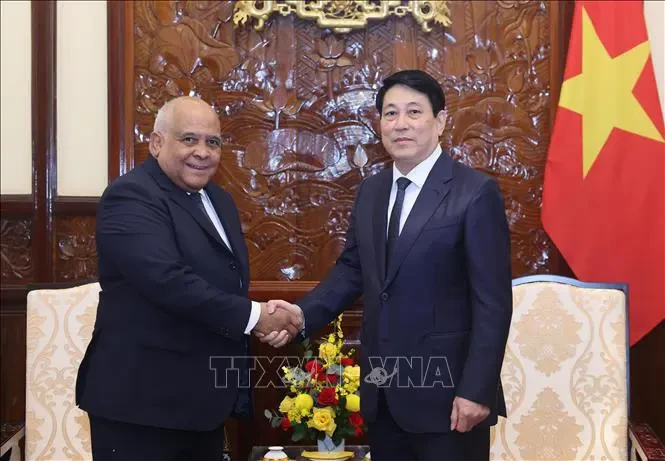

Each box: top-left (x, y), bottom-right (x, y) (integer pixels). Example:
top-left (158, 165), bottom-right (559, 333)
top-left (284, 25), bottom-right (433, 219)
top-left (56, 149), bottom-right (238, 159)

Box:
top-left (96, 181), bottom-right (251, 341)
top-left (456, 179), bottom-right (513, 409)
top-left (299, 182), bottom-right (366, 335)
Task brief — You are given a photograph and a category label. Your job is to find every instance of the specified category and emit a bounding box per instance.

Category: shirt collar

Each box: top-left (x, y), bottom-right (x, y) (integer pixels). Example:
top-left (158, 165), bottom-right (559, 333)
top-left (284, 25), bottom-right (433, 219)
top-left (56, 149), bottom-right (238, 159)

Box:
top-left (392, 145), bottom-right (442, 189)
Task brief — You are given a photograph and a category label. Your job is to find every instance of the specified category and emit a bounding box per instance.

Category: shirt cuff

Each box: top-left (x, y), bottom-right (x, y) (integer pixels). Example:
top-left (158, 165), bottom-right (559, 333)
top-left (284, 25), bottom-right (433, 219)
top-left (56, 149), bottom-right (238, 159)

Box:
top-left (244, 301), bottom-right (261, 335)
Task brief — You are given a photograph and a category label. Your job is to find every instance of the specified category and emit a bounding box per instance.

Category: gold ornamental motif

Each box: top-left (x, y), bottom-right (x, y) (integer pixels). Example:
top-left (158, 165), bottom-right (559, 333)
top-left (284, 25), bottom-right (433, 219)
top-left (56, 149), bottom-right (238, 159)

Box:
top-left (233, 1), bottom-right (451, 34)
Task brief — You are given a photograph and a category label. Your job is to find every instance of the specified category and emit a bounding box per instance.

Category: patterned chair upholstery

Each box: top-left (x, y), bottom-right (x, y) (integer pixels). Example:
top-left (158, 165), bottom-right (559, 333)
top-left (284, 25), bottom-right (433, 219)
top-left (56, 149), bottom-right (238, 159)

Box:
top-left (490, 275), bottom-right (633, 460)
top-left (25, 282), bottom-right (100, 460)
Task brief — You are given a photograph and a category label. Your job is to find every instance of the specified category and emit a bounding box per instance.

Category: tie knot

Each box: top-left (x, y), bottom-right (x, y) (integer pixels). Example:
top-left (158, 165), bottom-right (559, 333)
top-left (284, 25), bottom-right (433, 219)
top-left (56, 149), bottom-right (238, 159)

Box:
top-left (189, 191), bottom-right (205, 207)
top-left (396, 177), bottom-right (411, 191)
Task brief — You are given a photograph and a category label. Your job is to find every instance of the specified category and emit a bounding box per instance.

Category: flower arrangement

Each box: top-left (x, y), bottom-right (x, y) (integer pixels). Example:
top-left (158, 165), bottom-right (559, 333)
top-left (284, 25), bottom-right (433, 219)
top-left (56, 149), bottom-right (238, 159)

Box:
top-left (265, 314), bottom-right (366, 446)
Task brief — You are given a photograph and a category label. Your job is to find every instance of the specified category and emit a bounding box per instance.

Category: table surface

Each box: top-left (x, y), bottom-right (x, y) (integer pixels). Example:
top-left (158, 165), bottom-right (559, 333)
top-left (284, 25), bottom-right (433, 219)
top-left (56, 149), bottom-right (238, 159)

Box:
top-left (250, 445), bottom-right (370, 461)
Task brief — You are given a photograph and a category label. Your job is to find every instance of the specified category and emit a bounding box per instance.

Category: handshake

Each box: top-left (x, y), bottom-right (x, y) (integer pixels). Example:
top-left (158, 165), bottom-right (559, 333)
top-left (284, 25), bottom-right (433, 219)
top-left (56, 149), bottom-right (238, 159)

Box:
top-left (253, 300), bottom-right (303, 348)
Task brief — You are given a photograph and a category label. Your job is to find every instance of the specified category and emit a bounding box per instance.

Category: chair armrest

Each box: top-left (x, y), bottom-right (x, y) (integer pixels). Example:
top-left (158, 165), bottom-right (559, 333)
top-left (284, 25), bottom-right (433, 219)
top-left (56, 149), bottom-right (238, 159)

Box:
top-left (630, 423), bottom-right (665, 461)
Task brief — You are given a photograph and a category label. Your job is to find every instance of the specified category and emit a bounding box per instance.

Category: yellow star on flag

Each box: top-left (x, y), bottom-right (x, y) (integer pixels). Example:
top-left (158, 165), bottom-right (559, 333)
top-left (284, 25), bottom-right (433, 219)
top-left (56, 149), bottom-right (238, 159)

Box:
top-left (559, 6), bottom-right (664, 177)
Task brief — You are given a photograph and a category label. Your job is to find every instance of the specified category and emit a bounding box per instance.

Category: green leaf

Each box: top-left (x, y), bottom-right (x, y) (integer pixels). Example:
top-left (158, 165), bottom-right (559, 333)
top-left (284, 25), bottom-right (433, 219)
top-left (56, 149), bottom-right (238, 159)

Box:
top-left (327, 364), bottom-right (343, 375)
top-left (264, 409), bottom-right (272, 420)
top-left (304, 350), bottom-right (313, 360)
top-left (270, 417), bottom-right (281, 428)
top-left (292, 425), bottom-right (306, 442)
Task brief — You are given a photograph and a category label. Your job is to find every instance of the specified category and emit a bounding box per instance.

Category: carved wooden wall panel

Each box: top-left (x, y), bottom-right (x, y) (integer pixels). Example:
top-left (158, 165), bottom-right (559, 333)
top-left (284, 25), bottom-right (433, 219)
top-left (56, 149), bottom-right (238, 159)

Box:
top-left (127, 0), bottom-right (558, 283)
top-left (54, 216), bottom-right (98, 282)
top-left (0, 218), bottom-right (33, 283)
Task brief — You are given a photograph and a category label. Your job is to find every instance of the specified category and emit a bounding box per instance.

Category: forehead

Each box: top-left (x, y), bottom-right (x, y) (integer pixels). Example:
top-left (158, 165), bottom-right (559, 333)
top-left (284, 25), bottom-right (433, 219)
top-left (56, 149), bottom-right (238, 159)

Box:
top-left (383, 84), bottom-right (432, 108)
top-left (171, 104), bottom-right (220, 134)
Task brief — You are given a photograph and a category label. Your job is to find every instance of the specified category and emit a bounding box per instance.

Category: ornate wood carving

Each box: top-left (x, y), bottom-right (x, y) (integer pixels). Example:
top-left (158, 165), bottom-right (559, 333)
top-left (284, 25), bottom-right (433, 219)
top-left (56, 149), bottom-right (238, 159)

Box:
top-left (233, 0), bottom-right (452, 34)
top-left (0, 219), bottom-right (33, 283)
top-left (54, 216), bottom-right (98, 282)
top-left (127, 0), bottom-right (559, 282)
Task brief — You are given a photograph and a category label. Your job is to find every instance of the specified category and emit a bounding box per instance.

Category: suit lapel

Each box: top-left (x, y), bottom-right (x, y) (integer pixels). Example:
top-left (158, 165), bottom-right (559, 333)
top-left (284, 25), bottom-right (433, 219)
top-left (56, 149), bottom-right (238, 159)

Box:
top-left (384, 154), bottom-right (453, 287)
top-left (372, 171), bottom-right (392, 282)
top-left (169, 192), bottom-right (234, 257)
top-left (205, 186), bottom-right (250, 280)
top-left (144, 155), bottom-right (248, 284)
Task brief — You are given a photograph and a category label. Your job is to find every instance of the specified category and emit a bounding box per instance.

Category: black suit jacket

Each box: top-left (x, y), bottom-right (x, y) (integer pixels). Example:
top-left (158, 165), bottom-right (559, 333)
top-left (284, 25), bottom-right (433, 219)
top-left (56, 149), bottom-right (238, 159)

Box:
top-left (300, 152), bottom-right (512, 433)
top-left (76, 155), bottom-right (253, 431)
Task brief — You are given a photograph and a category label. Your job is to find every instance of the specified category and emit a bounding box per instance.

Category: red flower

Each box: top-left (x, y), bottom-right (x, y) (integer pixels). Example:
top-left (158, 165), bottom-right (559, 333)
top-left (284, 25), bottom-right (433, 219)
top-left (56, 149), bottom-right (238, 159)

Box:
top-left (317, 387), bottom-right (338, 406)
top-left (305, 360), bottom-right (323, 376)
top-left (348, 412), bottom-right (364, 427)
top-left (354, 426), bottom-right (364, 437)
top-left (280, 417), bottom-right (291, 431)
top-left (317, 372), bottom-right (338, 384)
top-left (340, 357), bottom-right (355, 366)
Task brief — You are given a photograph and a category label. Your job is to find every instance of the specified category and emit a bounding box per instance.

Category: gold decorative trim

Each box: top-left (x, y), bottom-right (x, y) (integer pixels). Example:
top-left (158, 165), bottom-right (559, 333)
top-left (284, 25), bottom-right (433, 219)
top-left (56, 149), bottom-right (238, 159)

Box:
top-left (233, 1), bottom-right (451, 34)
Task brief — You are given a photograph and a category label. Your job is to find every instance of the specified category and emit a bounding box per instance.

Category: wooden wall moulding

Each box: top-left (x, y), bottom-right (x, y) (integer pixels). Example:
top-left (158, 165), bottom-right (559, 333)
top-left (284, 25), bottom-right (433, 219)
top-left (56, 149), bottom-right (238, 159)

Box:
top-left (233, 0), bottom-right (452, 34)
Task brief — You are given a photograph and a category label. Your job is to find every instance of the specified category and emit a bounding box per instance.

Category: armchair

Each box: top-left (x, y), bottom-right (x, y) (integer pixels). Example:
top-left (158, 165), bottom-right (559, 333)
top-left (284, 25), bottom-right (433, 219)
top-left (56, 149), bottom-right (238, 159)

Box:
top-left (489, 275), bottom-right (664, 460)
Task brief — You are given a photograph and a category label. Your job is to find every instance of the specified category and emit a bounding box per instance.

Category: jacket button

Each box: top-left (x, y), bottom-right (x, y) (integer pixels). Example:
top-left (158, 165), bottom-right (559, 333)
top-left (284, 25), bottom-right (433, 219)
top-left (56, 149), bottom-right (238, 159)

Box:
top-left (381, 292), bottom-right (389, 301)
top-left (229, 262), bottom-right (237, 270)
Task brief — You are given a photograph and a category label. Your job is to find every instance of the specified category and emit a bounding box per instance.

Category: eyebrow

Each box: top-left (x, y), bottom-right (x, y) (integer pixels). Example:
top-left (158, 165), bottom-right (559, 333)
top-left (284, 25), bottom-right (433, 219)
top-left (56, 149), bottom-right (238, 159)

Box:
top-left (383, 102), bottom-right (424, 109)
top-left (176, 132), bottom-right (222, 139)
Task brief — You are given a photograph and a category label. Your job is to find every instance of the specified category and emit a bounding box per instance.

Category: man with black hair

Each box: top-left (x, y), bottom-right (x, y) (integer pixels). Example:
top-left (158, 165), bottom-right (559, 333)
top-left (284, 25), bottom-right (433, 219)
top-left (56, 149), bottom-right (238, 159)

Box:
top-left (266, 70), bottom-right (512, 460)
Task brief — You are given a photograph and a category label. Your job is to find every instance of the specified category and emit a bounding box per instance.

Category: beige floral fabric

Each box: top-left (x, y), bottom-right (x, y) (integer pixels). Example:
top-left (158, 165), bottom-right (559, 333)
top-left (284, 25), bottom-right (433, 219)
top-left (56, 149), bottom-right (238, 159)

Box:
top-left (25, 283), bottom-right (100, 461)
top-left (490, 281), bottom-right (628, 460)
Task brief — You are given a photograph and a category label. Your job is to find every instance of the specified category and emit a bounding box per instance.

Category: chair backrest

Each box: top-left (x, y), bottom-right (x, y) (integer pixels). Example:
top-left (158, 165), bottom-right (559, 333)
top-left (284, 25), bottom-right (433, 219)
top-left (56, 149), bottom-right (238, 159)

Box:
top-left (25, 282), bottom-right (100, 461)
top-left (490, 275), bottom-right (629, 460)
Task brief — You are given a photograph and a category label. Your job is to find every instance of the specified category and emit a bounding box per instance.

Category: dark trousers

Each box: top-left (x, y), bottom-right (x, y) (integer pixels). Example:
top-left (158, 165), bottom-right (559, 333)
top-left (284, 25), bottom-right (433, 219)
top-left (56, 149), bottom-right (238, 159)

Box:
top-left (368, 391), bottom-right (490, 461)
top-left (89, 414), bottom-right (225, 461)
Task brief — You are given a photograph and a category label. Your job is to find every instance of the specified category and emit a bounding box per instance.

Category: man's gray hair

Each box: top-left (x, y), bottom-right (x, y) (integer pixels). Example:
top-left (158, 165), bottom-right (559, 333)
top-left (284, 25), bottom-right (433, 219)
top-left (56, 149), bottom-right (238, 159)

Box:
top-left (152, 96), bottom-right (212, 132)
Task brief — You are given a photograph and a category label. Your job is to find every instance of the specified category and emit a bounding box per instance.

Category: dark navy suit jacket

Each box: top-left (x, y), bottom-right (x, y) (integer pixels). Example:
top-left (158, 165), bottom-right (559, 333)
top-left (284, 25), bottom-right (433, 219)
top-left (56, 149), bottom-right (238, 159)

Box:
top-left (76, 155), bottom-right (252, 431)
top-left (300, 152), bottom-right (513, 433)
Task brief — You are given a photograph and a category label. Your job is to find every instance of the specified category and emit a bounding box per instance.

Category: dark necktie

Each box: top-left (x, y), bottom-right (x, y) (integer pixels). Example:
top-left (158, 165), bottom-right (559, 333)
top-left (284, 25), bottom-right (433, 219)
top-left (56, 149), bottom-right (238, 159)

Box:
top-left (190, 192), bottom-right (214, 226)
top-left (191, 192), bottom-right (233, 254)
top-left (386, 177), bottom-right (411, 271)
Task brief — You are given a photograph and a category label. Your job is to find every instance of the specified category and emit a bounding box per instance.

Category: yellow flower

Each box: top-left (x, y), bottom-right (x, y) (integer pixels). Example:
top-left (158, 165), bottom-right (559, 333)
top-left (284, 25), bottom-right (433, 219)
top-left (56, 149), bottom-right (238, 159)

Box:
top-left (319, 342), bottom-right (338, 364)
top-left (343, 381), bottom-right (358, 394)
top-left (343, 365), bottom-right (360, 393)
top-left (288, 407), bottom-right (303, 424)
top-left (294, 393), bottom-right (314, 411)
top-left (307, 407), bottom-right (337, 437)
top-left (343, 365), bottom-right (360, 383)
top-left (345, 394), bottom-right (360, 412)
top-left (278, 396), bottom-right (294, 413)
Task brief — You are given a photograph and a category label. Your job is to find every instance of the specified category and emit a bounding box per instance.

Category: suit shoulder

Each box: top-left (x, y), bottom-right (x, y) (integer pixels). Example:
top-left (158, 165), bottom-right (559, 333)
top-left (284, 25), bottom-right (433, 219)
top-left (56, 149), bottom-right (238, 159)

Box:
top-left (450, 159), bottom-right (500, 198)
top-left (100, 163), bottom-right (158, 202)
top-left (205, 181), bottom-right (230, 199)
top-left (360, 166), bottom-right (391, 189)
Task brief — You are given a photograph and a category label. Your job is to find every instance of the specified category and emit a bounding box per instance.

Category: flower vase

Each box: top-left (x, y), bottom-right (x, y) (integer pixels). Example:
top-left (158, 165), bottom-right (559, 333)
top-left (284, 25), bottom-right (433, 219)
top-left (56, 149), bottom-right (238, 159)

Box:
top-left (317, 435), bottom-right (345, 452)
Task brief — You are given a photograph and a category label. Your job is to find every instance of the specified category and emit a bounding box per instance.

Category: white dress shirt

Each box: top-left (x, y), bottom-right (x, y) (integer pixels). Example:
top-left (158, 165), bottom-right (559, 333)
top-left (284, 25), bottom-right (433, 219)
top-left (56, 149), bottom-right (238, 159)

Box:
top-left (387, 145), bottom-right (442, 236)
top-left (195, 190), bottom-right (261, 335)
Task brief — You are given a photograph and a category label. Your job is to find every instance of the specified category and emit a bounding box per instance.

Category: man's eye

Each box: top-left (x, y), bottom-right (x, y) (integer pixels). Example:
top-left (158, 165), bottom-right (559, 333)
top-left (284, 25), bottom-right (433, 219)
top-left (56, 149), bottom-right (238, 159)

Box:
top-left (409, 109), bottom-right (421, 115)
top-left (207, 138), bottom-right (221, 147)
top-left (183, 136), bottom-right (197, 144)
top-left (384, 111), bottom-right (396, 117)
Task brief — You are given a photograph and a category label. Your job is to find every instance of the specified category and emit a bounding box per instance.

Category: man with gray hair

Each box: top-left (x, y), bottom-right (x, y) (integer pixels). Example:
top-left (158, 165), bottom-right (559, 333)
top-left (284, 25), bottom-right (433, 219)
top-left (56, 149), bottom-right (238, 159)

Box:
top-left (76, 96), bottom-right (302, 460)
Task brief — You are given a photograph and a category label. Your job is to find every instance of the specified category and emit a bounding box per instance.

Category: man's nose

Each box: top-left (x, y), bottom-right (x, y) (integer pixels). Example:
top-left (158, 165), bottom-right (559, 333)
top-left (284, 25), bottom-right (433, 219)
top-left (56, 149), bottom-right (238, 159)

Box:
top-left (394, 114), bottom-right (408, 130)
top-left (194, 142), bottom-right (212, 158)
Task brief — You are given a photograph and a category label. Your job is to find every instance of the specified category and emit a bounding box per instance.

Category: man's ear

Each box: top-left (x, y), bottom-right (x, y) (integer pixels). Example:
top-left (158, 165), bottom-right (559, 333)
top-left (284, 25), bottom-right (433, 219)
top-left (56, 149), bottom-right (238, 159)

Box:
top-left (149, 131), bottom-right (163, 158)
top-left (436, 110), bottom-right (447, 135)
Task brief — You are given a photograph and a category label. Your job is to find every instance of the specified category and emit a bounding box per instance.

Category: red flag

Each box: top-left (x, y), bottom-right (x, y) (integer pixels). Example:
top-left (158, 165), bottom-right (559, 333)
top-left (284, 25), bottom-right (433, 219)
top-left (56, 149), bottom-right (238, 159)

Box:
top-left (542, 0), bottom-right (665, 345)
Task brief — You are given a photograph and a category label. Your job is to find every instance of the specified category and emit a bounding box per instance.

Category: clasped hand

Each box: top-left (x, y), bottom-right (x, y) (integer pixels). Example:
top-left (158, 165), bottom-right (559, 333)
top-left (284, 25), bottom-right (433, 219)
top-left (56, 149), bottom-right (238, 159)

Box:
top-left (253, 300), bottom-right (303, 348)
